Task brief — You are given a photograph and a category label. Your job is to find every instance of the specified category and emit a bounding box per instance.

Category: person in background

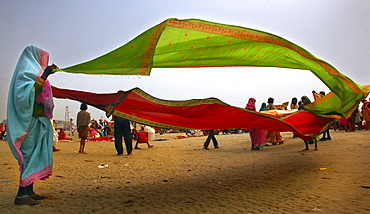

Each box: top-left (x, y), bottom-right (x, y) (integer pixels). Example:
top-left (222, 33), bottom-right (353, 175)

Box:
top-left (265, 97), bottom-right (284, 145)
top-left (203, 130), bottom-right (219, 150)
top-left (134, 124), bottom-right (155, 149)
top-left (113, 115), bottom-right (133, 155)
top-left (69, 117), bottom-right (75, 136)
top-left (52, 120), bottom-right (61, 152)
top-left (259, 102), bottom-right (267, 111)
top-left (245, 98), bottom-right (266, 150)
top-left (361, 99), bottom-right (370, 130)
top-left (77, 103), bottom-right (90, 154)
top-left (301, 96), bottom-right (319, 151)
top-left (7, 46), bottom-right (58, 205)
top-left (312, 90), bottom-right (332, 141)
top-left (290, 97), bottom-right (299, 110)
top-left (290, 97), bottom-right (299, 138)
top-left (57, 128), bottom-right (72, 141)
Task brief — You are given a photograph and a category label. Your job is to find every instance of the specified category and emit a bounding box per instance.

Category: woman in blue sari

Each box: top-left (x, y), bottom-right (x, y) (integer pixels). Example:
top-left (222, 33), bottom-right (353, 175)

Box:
top-left (7, 46), bottom-right (58, 205)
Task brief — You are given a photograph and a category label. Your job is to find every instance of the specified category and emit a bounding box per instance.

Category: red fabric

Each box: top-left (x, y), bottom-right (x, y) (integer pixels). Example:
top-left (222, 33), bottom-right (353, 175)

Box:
top-left (52, 86), bottom-right (124, 112)
top-left (58, 131), bottom-right (67, 140)
top-left (137, 132), bottom-right (149, 143)
top-left (90, 137), bottom-right (112, 142)
top-left (52, 87), bottom-right (333, 140)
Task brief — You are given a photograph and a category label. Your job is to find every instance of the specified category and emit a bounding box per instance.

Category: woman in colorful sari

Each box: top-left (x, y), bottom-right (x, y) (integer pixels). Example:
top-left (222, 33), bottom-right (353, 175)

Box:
top-left (245, 98), bottom-right (266, 150)
top-left (7, 46), bottom-right (58, 205)
top-left (301, 96), bottom-right (319, 151)
top-left (265, 97), bottom-right (284, 145)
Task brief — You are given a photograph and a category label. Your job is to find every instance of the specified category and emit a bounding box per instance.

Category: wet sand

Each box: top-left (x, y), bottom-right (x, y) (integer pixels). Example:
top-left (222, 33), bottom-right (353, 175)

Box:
top-left (1, 130), bottom-right (369, 213)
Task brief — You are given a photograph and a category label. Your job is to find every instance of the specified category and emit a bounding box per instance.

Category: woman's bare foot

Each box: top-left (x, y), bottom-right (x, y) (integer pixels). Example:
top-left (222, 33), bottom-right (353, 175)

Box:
top-left (314, 148), bottom-right (318, 151)
top-left (14, 195), bottom-right (40, 205)
top-left (30, 194), bottom-right (48, 200)
top-left (302, 148), bottom-right (309, 151)
top-left (80, 151), bottom-right (87, 154)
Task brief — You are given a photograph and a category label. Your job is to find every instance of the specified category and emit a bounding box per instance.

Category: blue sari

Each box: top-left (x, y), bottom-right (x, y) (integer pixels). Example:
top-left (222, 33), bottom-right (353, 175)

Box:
top-left (7, 46), bottom-right (54, 187)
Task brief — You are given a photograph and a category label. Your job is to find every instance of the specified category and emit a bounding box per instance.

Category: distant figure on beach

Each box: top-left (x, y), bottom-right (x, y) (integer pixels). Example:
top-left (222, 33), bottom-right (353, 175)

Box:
top-left (113, 116), bottom-right (133, 155)
top-left (7, 46), bottom-right (58, 205)
top-left (259, 102), bottom-right (267, 111)
top-left (265, 97), bottom-right (284, 145)
top-left (245, 98), bottom-right (266, 150)
top-left (290, 97), bottom-right (299, 138)
top-left (312, 90), bottom-right (332, 141)
top-left (312, 90), bottom-right (325, 101)
top-left (353, 108), bottom-right (363, 130)
top-left (69, 117), bottom-right (75, 136)
top-left (77, 103), bottom-right (91, 154)
top-left (361, 99), bottom-right (370, 130)
top-left (58, 129), bottom-right (73, 141)
top-left (290, 97), bottom-right (299, 110)
top-left (203, 130), bottom-right (219, 150)
top-left (134, 124), bottom-right (155, 149)
top-left (52, 120), bottom-right (61, 152)
top-left (301, 96), bottom-right (319, 151)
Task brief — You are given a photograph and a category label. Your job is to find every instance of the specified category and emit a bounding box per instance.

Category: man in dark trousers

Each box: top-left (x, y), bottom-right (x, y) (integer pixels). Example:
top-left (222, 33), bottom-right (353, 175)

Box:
top-left (203, 129), bottom-right (219, 150)
top-left (113, 116), bottom-right (133, 155)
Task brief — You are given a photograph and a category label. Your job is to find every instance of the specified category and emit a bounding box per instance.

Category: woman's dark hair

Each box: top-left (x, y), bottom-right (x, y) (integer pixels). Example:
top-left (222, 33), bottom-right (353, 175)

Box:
top-left (80, 103), bottom-right (88, 110)
top-left (267, 97), bottom-right (274, 104)
top-left (291, 97), bottom-right (297, 104)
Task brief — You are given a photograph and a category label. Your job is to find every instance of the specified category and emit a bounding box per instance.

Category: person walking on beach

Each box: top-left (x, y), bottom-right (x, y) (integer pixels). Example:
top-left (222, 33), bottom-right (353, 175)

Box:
top-left (203, 130), bottom-right (219, 150)
top-left (77, 103), bottom-right (91, 154)
top-left (113, 116), bottom-right (133, 155)
top-left (7, 46), bottom-right (58, 205)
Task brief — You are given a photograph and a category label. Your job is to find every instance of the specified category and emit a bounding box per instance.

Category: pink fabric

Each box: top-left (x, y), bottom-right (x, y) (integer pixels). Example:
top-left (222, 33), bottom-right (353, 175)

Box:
top-left (245, 98), bottom-right (256, 111)
top-left (35, 76), bottom-right (54, 118)
top-left (249, 128), bottom-right (266, 147)
top-left (35, 49), bottom-right (54, 118)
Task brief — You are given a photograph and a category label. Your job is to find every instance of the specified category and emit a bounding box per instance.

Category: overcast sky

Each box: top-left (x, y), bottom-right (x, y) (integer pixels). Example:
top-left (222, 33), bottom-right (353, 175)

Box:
top-left (1, 0), bottom-right (369, 122)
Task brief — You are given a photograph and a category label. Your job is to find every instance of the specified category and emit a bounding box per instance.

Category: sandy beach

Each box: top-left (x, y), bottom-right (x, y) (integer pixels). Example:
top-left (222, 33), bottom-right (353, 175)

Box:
top-left (1, 130), bottom-right (369, 213)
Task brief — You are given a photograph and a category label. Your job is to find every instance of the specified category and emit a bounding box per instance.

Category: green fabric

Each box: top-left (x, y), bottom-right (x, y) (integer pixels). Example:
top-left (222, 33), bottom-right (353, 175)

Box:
top-left (62, 18), bottom-right (369, 119)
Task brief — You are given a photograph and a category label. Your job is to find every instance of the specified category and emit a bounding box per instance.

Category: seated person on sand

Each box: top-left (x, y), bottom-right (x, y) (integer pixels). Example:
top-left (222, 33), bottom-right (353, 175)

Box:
top-left (58, 129), bottom-right (73, 141)
top-left (134, 124), bottom-right (155, 149)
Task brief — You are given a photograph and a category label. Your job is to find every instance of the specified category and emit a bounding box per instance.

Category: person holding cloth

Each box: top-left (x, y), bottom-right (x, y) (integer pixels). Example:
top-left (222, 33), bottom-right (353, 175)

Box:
top-left (7, 46), bottom-right (58, 205)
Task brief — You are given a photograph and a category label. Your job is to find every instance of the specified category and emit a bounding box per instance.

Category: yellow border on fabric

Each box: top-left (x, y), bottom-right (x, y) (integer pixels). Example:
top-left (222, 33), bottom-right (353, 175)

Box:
top-left (139, 20), bottom-right (170, 75)
top-left (130, 87), bottom-right (230, 107)
top-left (105, 91), bottom-right (130, 117)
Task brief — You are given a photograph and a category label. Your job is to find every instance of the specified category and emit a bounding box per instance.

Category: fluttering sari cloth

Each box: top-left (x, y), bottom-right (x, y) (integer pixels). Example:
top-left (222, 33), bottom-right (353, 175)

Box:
top-left (52, 87), bottom-right (334, 140)
top-left (245, 98), bottom-right (266, 149)
top-left (7, 46), bottom-right (54, 187)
